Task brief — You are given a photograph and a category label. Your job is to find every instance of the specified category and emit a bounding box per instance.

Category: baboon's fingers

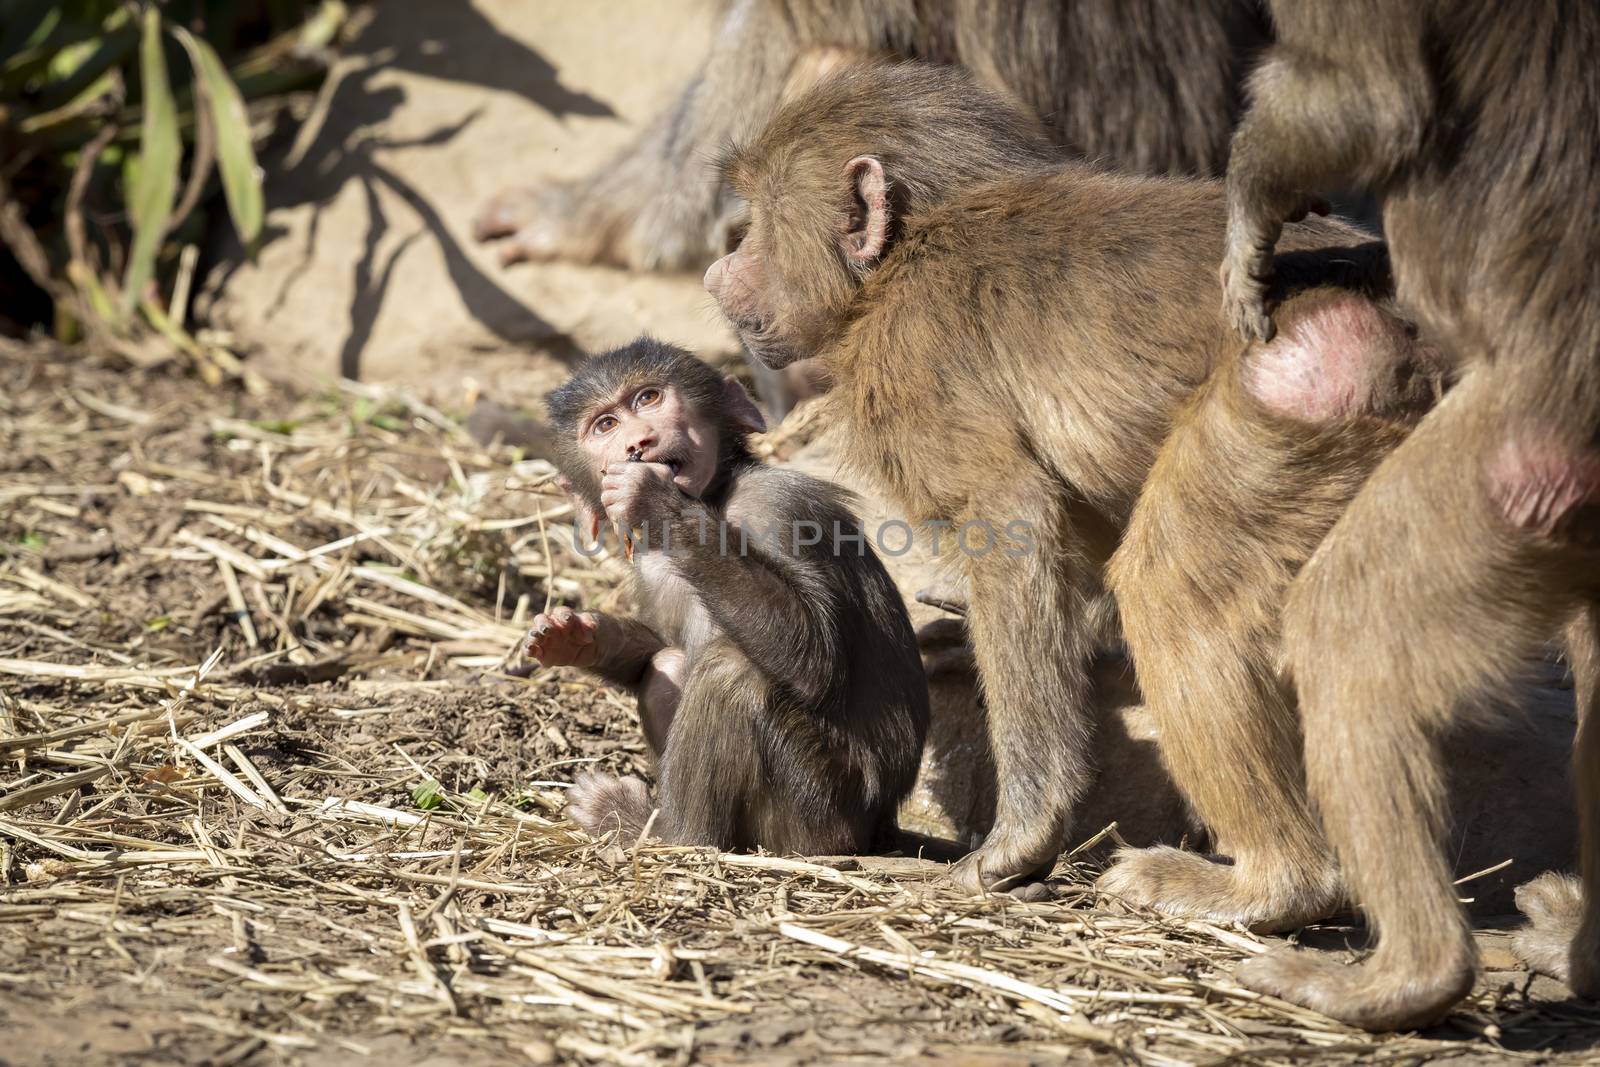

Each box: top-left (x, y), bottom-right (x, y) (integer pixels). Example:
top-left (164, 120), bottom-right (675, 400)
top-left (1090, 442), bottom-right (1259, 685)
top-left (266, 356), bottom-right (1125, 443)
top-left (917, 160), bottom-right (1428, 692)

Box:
top-left (1219, 256), bottom-right (1277, 343)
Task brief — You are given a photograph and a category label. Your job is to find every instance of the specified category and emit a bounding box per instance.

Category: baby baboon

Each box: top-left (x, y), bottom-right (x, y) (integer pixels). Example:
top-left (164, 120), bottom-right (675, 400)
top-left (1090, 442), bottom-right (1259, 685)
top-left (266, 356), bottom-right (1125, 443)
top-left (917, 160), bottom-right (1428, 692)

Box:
top-left (704, 62), bottom-right (1442, 900)
top-left (1218, 0), bottom-right (1600, 1030)
top-left (524, 338), bottom-right (928, 853)
top-left (475, 0), bottom-right (1266, 272)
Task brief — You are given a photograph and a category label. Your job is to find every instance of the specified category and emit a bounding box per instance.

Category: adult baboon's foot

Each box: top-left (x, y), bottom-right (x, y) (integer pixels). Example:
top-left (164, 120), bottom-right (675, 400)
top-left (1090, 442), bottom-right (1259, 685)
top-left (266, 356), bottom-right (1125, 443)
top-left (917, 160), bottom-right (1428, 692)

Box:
top-left (1238, 941), bottom-right (1475, 1032)
top-left (474, 182), bottom-right (601, 266)
top-left (948, 825), bottom-right (1061, 901)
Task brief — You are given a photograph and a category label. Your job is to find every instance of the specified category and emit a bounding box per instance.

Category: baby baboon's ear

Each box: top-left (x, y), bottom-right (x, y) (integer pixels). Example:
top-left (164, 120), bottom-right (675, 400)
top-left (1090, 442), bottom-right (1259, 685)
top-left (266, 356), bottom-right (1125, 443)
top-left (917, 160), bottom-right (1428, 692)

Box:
top-left (722, 375), bottom-right (767, 434)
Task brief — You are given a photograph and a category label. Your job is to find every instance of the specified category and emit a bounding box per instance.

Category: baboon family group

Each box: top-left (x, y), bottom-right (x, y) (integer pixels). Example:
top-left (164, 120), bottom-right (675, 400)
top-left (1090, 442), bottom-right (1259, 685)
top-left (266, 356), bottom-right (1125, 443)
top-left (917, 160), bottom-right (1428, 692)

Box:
top-left (488, 0), bottom-right (1600, 1033)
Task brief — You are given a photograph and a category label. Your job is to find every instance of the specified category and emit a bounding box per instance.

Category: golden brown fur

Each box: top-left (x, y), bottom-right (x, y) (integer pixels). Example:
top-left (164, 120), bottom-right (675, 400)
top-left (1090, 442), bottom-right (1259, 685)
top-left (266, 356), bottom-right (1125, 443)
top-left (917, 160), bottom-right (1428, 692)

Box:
top-left (1219, 0), bottom-right (1600, 1031)
top-left (705, 62), bottom-right (1443, 898)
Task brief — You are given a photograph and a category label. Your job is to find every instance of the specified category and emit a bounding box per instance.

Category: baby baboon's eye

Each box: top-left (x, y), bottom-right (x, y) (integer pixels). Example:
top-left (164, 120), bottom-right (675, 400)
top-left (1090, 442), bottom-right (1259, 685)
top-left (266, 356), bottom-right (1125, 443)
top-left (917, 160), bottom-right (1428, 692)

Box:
top-left (592, 414), bottom-right (618, 435)
top-left (635, 387), bottom-right (662, 408)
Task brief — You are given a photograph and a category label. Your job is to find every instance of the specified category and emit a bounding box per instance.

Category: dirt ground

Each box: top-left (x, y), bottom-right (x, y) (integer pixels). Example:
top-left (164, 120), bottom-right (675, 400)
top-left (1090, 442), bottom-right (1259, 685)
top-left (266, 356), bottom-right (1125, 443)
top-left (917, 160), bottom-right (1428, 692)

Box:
top-left (3, 341), bottom-right (1600, 1066)
top-left (196, 0), bottom-right (738, 410)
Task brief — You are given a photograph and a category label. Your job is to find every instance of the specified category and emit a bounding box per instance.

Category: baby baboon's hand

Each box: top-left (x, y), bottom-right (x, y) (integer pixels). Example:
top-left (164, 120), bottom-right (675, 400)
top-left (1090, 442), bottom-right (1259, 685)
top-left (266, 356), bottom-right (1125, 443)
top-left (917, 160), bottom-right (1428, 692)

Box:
top-left (520, 606), bottom-right (599, 669)
top-left (600, 461), bottom-right (682, 533)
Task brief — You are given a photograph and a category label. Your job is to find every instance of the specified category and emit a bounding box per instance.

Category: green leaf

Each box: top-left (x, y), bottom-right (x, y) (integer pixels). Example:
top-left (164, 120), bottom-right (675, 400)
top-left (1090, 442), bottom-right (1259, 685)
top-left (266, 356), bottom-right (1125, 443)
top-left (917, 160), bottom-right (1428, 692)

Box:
top-left (464, 787), bottom-right (490, 805)
top-left (144, 615), bottom-right (172, 632)
top-left (121, 7), bottom-right (180, 316)
top-left (411, 781), bottom-right (443, 810)
top-left (0, 1), bottom-right (60, 64)
top-left (248, 418), bottom-right (299, 435)
top-left (32, 14), bottom-right (134, 113)
top-left (171, 26), bottom-right (263, 250)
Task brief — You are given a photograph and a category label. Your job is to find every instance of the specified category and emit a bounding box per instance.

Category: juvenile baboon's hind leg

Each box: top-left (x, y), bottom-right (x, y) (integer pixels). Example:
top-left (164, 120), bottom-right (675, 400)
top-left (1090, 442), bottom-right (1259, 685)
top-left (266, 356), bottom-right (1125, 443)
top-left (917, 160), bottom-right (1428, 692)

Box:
top-left (1244, 368), bottom-right (1600, 1031)
top-left (1513, 601), bottom-right (1600, 994)
top-left (1100, 372), bottom-right (1389, 931)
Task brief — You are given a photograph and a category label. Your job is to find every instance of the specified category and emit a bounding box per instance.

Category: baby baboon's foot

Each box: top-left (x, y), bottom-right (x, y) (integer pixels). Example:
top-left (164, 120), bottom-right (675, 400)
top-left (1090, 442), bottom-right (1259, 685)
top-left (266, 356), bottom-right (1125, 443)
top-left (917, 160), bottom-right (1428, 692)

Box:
top-left (948, 826), bottom-right (1062, 900)
top-left (1512, 872), bottom-right (1600, 996)
top-left (1096, 845), bottom-right (1339, 932)
top-left (1238, 942), bottom-right (1475, 1032)
top-left (566, 772), bottom-right (652, 841)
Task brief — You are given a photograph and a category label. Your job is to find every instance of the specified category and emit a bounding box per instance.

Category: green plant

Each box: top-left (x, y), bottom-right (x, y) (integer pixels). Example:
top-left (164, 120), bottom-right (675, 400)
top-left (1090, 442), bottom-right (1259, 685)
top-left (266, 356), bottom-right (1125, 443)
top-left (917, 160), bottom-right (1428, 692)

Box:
top-left (0, 0), bottom-right (346, 375)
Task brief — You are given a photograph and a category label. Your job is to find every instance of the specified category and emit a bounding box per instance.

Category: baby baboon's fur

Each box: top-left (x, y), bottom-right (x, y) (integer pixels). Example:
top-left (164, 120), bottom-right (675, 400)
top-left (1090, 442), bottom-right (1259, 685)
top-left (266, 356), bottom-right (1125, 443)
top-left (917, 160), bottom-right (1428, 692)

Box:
top-left (534, 339), bottom-right (929, 854)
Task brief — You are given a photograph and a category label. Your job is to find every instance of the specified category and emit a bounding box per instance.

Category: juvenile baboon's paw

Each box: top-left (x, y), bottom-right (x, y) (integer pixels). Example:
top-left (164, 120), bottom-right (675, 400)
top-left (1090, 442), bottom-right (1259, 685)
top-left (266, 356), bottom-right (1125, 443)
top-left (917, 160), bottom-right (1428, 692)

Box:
top-left (1512, 872), bottom-right (1583, 981)
top-left (1238, 945), bottom-right (1475, 1032)
top-left (948, 828), bottom-right (1061, 900)
top-left (1096, 845), bottom-right (1333, 932)
top-left (566, 772), bottom-right (651, 841)
top-left (1219, 252), bottom-right (1276, 343)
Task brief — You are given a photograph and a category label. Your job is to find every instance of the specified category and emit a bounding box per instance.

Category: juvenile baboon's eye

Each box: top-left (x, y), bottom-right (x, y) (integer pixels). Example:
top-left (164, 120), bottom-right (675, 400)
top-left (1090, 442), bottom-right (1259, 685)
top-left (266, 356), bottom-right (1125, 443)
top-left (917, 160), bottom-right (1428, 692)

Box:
top-left (635, 387), bottom-right (662, 408)
top-left (592, 414), bottom-right (618, 435)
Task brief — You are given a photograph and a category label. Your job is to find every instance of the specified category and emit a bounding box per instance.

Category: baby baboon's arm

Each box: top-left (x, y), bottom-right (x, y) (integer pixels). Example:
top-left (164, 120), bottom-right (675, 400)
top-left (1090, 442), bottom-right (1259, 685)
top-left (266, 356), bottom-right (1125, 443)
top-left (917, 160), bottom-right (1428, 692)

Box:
top-left (624, 466), bottom-right (846, 707)
top-left (520, 606), bottom-right (667, 688)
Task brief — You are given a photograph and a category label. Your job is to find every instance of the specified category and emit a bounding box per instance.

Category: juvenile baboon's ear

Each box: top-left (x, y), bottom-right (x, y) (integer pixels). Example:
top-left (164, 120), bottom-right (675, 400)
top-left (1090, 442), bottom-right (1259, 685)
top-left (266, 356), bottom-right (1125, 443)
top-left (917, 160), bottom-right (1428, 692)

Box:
top-left (722, 375), bottom-right (768, 434)
top-left (843, 155), bottom-right (890, 264)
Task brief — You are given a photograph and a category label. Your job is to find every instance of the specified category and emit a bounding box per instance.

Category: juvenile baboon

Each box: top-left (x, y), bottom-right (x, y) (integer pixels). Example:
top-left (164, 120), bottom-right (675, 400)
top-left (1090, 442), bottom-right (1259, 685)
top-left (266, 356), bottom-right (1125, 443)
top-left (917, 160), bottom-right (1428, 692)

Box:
top-left (475, 0), bottom-right (1266, 272)
top-left (1217, 0), bottom-right (1600, 1030)
top-left (703, 62), bottom-right (1441, 898)
top-left (523, 338), bottom-right (928, 853)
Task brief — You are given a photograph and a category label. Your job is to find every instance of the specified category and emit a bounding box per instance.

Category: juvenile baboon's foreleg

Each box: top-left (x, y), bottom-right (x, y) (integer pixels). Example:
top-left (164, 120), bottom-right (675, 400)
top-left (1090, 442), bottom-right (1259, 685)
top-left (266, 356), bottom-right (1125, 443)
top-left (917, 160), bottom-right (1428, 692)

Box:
top-left (1221, 37), bottom-right (1425, 341)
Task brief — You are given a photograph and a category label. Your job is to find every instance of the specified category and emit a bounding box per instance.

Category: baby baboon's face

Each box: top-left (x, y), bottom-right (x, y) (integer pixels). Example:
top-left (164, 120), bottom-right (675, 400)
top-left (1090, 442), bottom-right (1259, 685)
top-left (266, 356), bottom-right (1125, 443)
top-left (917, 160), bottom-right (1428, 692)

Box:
top-left (577, 381), bottom-right (721, 498)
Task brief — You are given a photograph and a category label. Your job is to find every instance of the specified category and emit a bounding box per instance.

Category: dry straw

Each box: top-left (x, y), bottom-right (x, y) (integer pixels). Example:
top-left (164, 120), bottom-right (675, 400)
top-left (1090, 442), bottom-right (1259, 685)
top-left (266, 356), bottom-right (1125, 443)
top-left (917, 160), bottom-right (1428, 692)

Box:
top-left (0, 341), bottom-right (1594, 1064)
